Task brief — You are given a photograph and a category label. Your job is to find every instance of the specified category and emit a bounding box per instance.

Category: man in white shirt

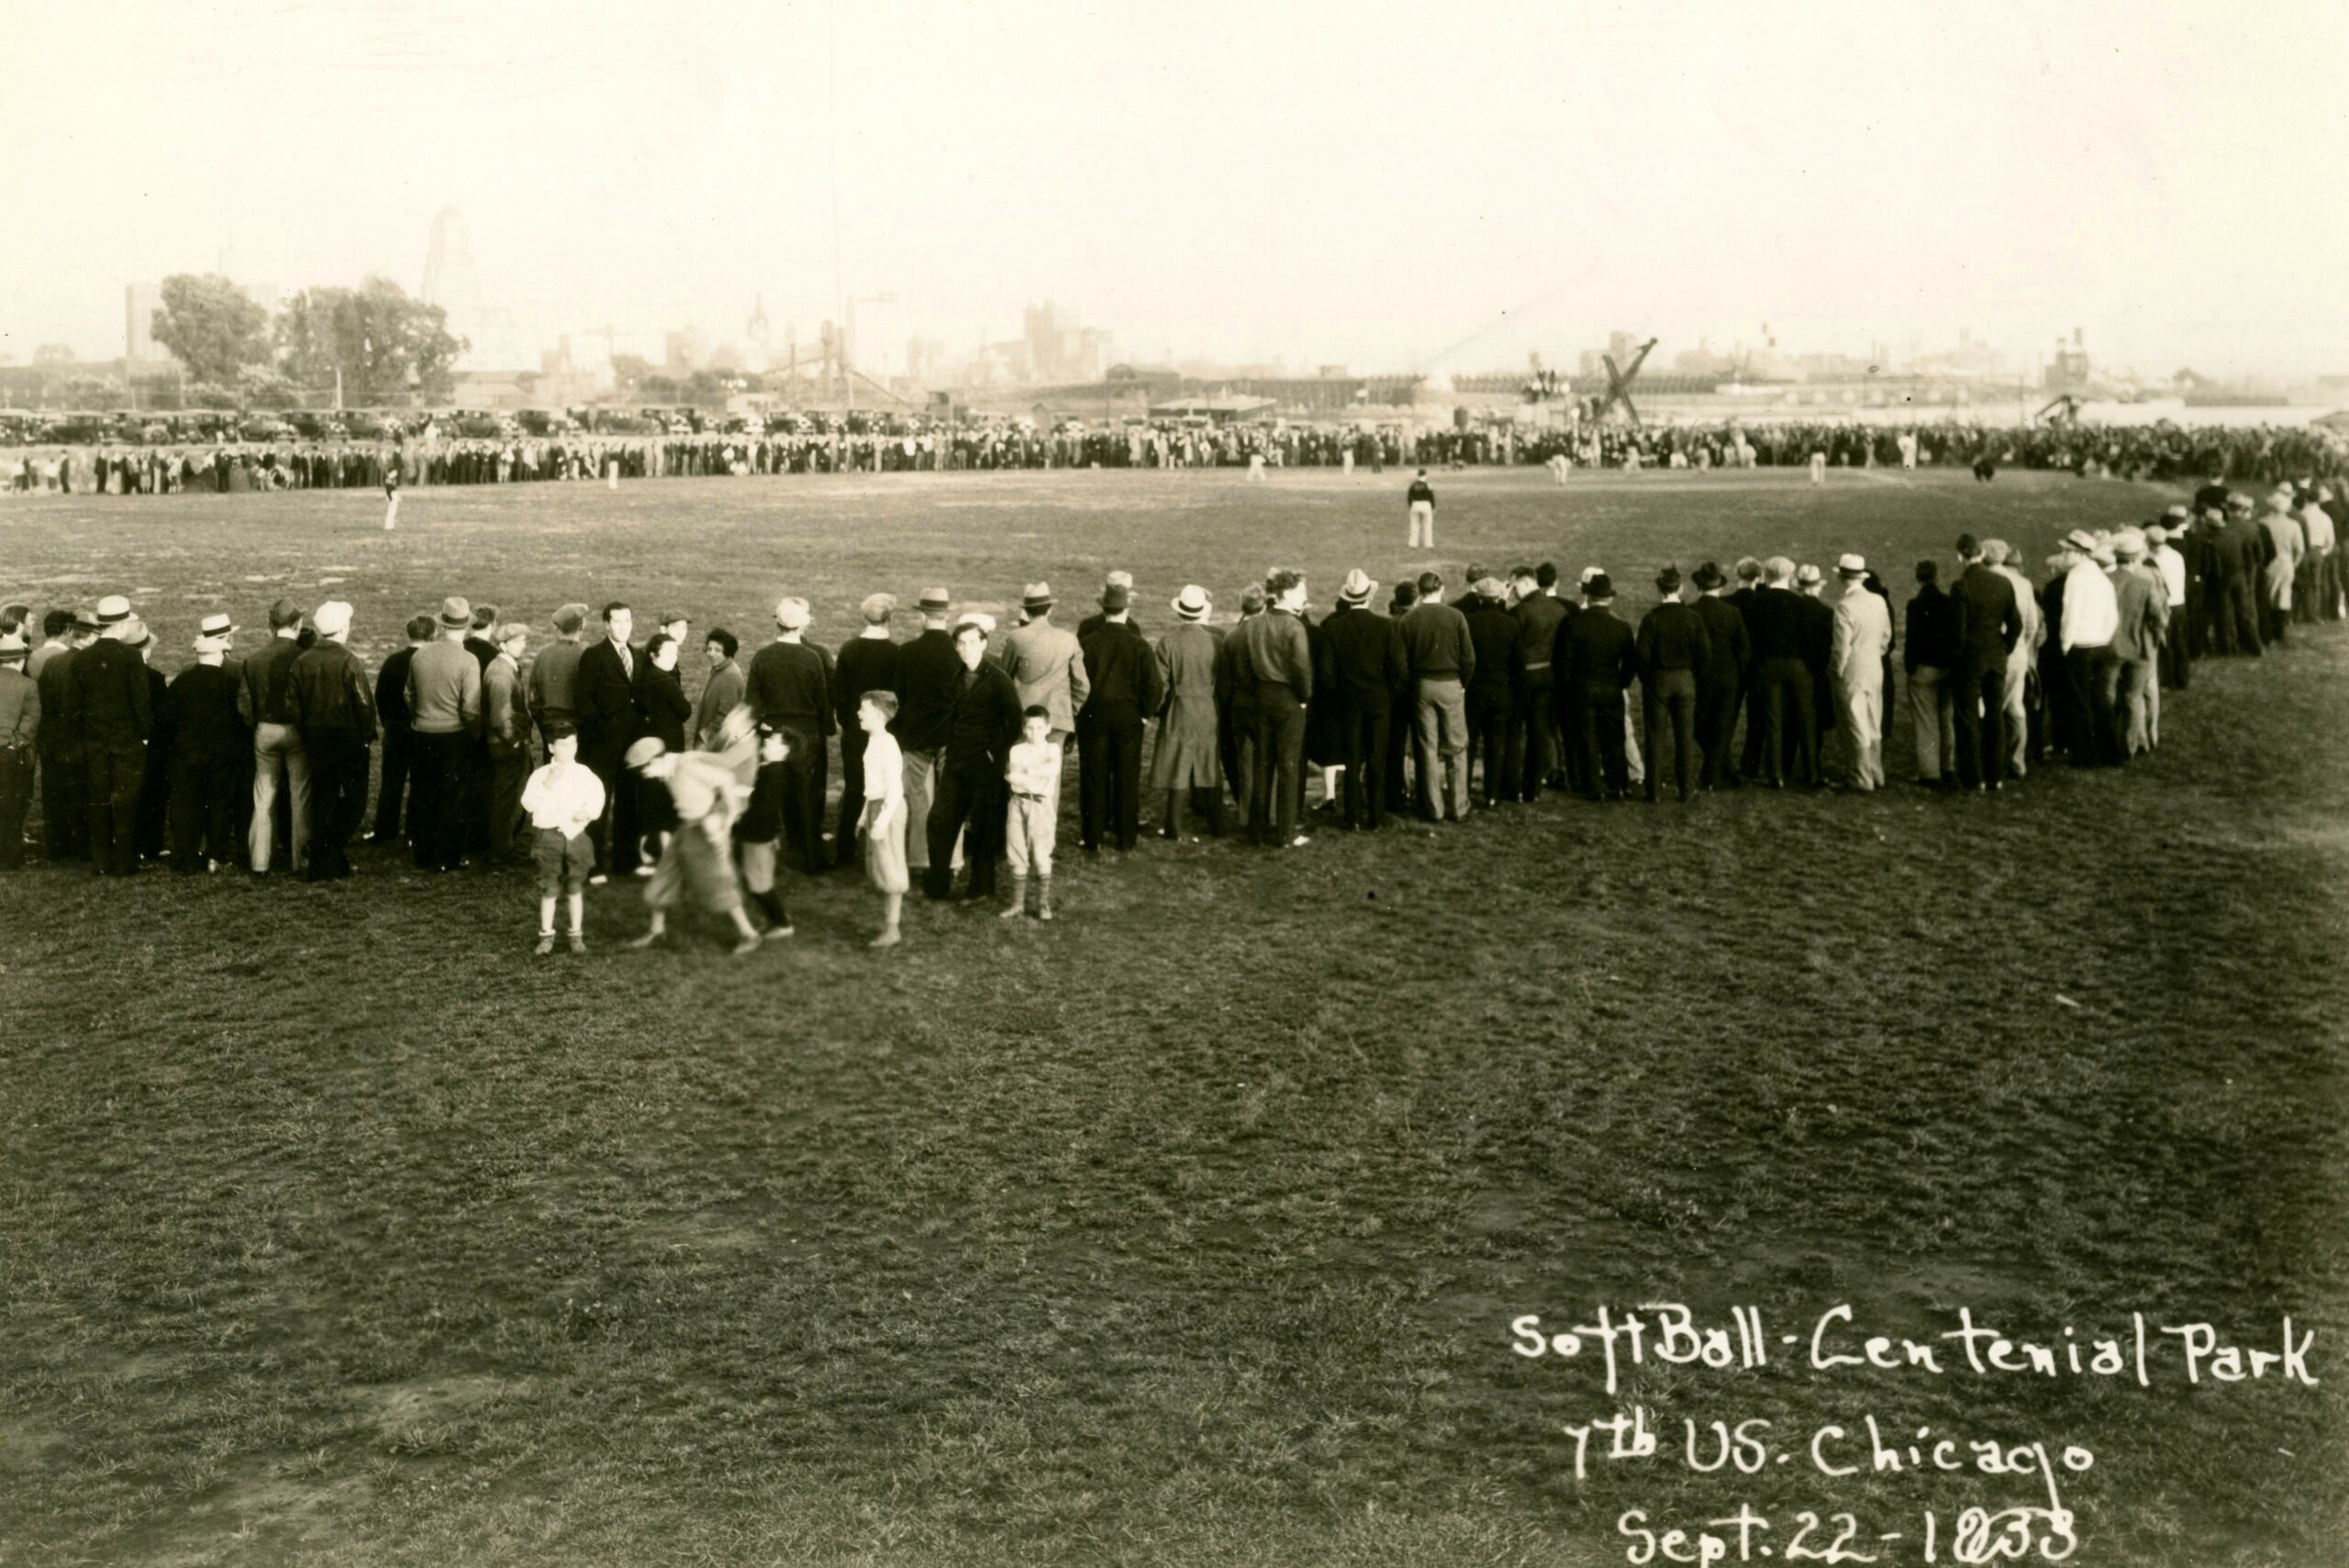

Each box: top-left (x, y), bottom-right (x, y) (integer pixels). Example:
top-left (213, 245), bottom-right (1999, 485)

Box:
top-left (2057, 529), bottom-right (2122, 767)
top-left (1981, 540), bottom-right (2043, 778)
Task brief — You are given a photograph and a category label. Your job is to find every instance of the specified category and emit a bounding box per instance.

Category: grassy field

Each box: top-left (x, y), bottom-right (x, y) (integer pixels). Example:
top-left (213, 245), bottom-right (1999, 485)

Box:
top-left (1, 466), bottom-right (2343, 1566)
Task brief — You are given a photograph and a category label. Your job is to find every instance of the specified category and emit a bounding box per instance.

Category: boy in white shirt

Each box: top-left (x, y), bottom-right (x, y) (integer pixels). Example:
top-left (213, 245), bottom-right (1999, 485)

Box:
top-left (1003, 706), bottom-right (1061, 921)
top-left (519, 720), bottom-right (605, 955)
top-left (855, 692), bottom-right (908, 948)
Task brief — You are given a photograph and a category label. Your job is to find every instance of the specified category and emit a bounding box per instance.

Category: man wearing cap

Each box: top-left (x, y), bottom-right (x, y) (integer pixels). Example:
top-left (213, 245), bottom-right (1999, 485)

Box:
top-left (1399, 572), bottom-right (1475, 821)
top-left (528, 604), bottom-right (592, 749)
top-left (64, 596), bottom-right (152, 875)
top-left (1687, 563), bottom-right (1749, 791)
top-left (1634, 567), bottom-right (1709, 803)
top-left (1235, 570), bottom-right (1315, 847)
top-left (238, 598), bottom-right (313, 875)
top-left (1948, 535), bottom-right (2022, 791)
top-left (833, 595), bottom-right (900, 862)
top-left (576, 602), bottom-right (647, 878)
top-left (1405, 469), bottom-right (1436, 549)
top-left (163, 617), bottom-right (245, 872)
top-left (484, 622), bottom-right (533, 864)
top-left (0, 631), bottom-right (36, 870)
top-left (893, 588), bottom-right (961, 878)
top-left (1002, 583), bottom-right (1088, 800)
top-left (1152, 585), bottom-right (1226, 838)
top-left (1827, 556), bottom-right (1891, 790)
top-left (1316, 571), bottom-right (1407, 829)
top-left (2055, 532), bottom-right (2124, 767)
top-left (407, 596), bottom-right (486, 872)
top-left (1462, 577), bottom-right (1518, 810)
top-left (745, 596), bottom-right (836, 873)
top-left (1214, 584), bottom-right (1266, 819)
top-left (1559, 573), bottom-right (1636, 800)
top-left (2147, 514), bottom-right (2193, 693)
top-left (2108, 531), bottom-right (2166, 756)
top-left (369, 616), bottom-right (432, 845)
top-left (2210, 495), bottom-right (2267, 656)
top-left (288, 601), bottom-right (378, 882)
top-left (1508, 566), bottom-right (1566, 801)
top-left (35, 611), bottom-right (94, 862)
top-left (925, 617), bottom-right (1022, 901)
top-left (1076, 584), bottom-right (1163, 853)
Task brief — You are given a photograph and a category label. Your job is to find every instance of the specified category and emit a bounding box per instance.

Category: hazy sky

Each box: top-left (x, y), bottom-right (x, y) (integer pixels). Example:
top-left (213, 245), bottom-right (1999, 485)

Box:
top-left (5, 0), bottom-right (2344, 379)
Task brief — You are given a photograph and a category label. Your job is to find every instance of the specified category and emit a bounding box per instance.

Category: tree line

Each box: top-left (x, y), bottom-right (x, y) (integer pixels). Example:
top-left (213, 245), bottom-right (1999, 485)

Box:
top-left (145, 273), bottom-right (468, 409)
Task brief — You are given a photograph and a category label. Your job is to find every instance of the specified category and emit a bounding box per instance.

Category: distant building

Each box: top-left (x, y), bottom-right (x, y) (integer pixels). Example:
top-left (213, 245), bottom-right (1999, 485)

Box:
top-left (2044, 328), bottom-right (2091, 393)
top-left (1020, 301), bottom-right (1112, 384)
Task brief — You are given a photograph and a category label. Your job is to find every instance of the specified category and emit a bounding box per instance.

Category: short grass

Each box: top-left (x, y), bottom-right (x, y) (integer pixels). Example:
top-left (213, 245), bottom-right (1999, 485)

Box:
top-left (0, 467), bottom-right (2343, 1566)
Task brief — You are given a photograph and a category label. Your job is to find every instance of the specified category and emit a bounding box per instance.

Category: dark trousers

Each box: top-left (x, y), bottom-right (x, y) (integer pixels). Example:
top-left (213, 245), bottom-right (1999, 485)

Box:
top-left (0, 748), bottom-right (30, 869)
top-left (1695, 675), bottom-right (1739, 788)
top-left (167, 754), bottom-right (240, 870)
top-left (835, 728), bottom-right (869, 862)
top-left (1753, 658), bottom-right (1816, 786)
top-left (1569, 684), bottom-right (1629, 798)
top-left (410, 730), bottom-right (475, 870)
top-left (2215, 573), bottom-right (2261, 656)
top-left (304, 728), bottom-right (370, 879)
top-left (39, 750), bottom-right (85, 860)
top-left (1641, 671), bottom-right (1698, 801)
top-left (1221, 696), bottom-right (1255, 821)
top-left (2161, 612), bottom-right (2190, 691)
top-left (85, 741), bottom-right (144, 875)
top-left (463, 738), bottom-right (492, 853)
top-left (2063, 646), bottom-right (2124, 766)
top-left (925, 759), bottom-right (1003, 897)
top-left (1513, 674), bottom-right (1554, 800)
top-left (582, 744), bottom-right (639, 876)
top-left (1337, 693), bottom-right (1390, 828)
top-left (488, 743), bottom-right (529, 863)
top-left (1248, 684), bottom-right (1307, 845)
top-left (776, 723), bottom-right (828, 871)
top-left (1077, 706), bottom-right (1144, 851)
top-left (1466, 688), bottom-right (1513, 806)
top-left (1950, 661), bottom-right (2008, 788)
top-left (138, 744), bottom-right (170, 860)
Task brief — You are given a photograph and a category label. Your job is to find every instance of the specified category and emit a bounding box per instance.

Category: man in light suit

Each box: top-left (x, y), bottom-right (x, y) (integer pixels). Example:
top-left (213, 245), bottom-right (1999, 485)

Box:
top-left (999, 582), bottom-right (1089, 816)
top-left (1829, 555), bottom-right (1892, 790)
top-left (2108, 530), bottom-right (2167, 757)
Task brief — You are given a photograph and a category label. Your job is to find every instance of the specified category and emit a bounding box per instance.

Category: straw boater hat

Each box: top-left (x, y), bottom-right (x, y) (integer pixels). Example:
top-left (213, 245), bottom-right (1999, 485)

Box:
top-left (2061, 528), bottom-right (2099, 555)
top-left (195, 611), bottom-right (236, 640)
top-left (1020, 582), bottom-right (1054, 612)
top-left (1336, 569), bottom-right (1375, 606)
top-left (1171, 584), bottom-right (1211, 620)
top-left (0, 631), bottom-right (27, 662)
top-left (1836, 552), bottom-right (1867, 577)
top-left (119, 617), bottom-right (152, 650)
top-left (95, 595), bottom-right (132, 627)
top-left (955, 611), bottom-right (996, 636)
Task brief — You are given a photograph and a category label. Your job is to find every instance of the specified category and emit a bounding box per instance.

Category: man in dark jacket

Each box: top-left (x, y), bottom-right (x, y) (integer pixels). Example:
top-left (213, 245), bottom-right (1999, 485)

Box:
top-left (1559, 574), bottom-right (1636, 800)
top-left (834, 593), bottom-right (902, 864)
top-left (1727, 558), bottom-right (1771, 783)
top-left (890, 588), bottom-right (960, 881)
top-left (239, 597), bottom-right (312, 875)
top-left (1462, 577), bottom-right (1519, 808)
top-left (1075, 584), bottom-right (1163, 852)
top-left (926, 617), bottom-right (1022, 900)
top-left (1903, 561), bottom-right (1960, 787)
top-left (1634, 567), bottom-right (1710, 803)
top-left (1744, 560), bottom-right (1815, 787)
top-left (1795, 565), bottom-right (1836, 781)
top-left (65, 597), bottom-right (152, 875)
top-left (744, 596), bottom-right (835, 872)
top-left (287, 600), bottom-right (377, 881)
top-left (371, 616), bottom-right (432, 844)
top-left (1508, 567), bottom-right (1566, 802)
top-left (1236, 571), bottom-right (1316, 848)
top-left (1948, 535), bottom-right (2021, 790)
top-left (1688, 562), bottom-right (1750, 790)
top-left (574, 601), bottom-right (647, 877)
top-left (163, 616), bottom-right (246, 872)
top-left (1318, 570), bottom-right (1408, 829)
top-left (34, 609), bottom-right (89, 862)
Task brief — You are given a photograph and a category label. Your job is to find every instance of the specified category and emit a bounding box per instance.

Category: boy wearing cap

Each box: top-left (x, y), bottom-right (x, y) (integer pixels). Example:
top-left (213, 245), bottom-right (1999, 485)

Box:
top-left (624, 738), bottom-right (763, 956)
top-left (1002, 706), bottom-right (1061, 918)
top-left (289, 601), bottom-right (378, 880)
top-left (520, 721), bottom-right (603, 955)
top-left (834, 595), bottom-right (901, 865)
top-left (163, 618), bottom-right (246, 872)
top-left (528, 604), bottom-right (591, 749)
top-left (0, 632), bottom-right (36, 870)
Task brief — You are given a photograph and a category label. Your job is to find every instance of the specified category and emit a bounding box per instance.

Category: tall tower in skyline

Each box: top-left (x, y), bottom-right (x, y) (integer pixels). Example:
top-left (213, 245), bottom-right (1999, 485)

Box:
top-left (421, 206), bottom-right (483, 324)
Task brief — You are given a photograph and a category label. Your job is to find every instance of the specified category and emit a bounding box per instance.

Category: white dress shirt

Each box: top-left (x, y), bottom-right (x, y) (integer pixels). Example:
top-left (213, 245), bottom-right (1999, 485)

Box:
top-left (2061, 560), bottom-right (2120, 651)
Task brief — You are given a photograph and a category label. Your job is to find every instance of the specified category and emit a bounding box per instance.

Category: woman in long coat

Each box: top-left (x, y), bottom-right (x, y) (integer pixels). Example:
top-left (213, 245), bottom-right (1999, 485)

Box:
top-left (1152, 585), bottom-right (1226, 839)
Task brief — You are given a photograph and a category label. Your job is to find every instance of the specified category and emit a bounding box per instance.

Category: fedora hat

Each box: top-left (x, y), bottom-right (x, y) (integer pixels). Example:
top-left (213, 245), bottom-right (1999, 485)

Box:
top-left (918, 586), bottom-right (952, 611)
top-left (1691, 561), bottom-right (1727, 591)
top-left (1020, 581), bottom-right (1054, 612)
top-left (437, 595), bottom-right (473, 628)
top-left (1337, 568), bottom-right (1375, 606)
top-left (1171, 584), bottom-right (1211, 619)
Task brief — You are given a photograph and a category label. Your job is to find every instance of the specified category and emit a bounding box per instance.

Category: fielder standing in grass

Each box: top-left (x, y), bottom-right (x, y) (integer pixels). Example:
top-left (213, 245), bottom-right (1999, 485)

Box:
top-left (1406, 468), bottom-right (1436, 550)
top-left (854, 691), bottom-right (908, 947)
top-left (520, 719), bottom-right (601, 955)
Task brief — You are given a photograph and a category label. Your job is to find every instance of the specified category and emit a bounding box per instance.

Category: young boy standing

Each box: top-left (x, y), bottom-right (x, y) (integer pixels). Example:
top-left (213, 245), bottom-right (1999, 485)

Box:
top-left (519, 720), bottom-right (604, 955)
top-left (1002, 705), bottom-right (1060, 920)
top-left (855, 691), bottom-right (907, 948)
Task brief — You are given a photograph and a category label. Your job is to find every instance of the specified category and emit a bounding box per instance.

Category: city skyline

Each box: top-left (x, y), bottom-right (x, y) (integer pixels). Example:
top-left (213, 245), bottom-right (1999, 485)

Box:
top-left (4, 0), bottom-right (2344, 384)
